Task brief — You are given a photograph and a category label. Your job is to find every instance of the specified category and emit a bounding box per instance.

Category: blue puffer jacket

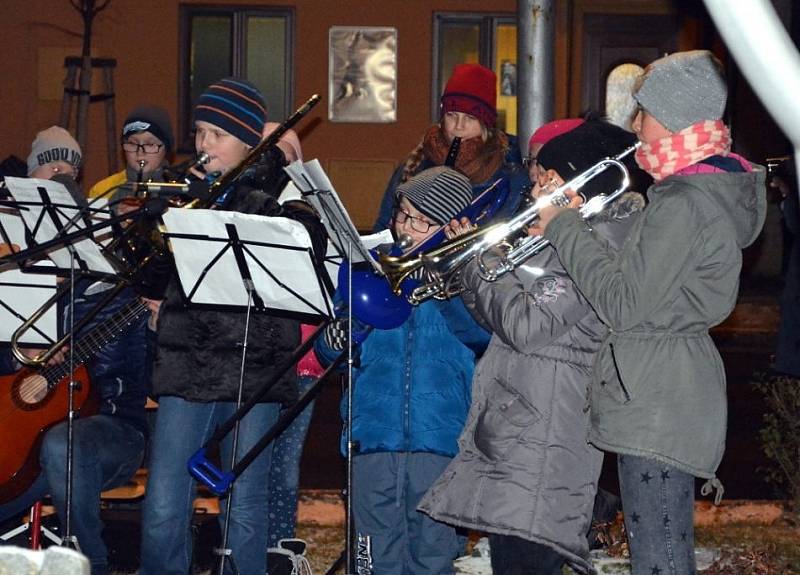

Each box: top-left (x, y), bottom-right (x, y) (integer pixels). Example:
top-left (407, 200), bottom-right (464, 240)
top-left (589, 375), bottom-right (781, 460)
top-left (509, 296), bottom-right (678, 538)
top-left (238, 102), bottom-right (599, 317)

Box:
top-left (316, 298), bottom-right (487, 457)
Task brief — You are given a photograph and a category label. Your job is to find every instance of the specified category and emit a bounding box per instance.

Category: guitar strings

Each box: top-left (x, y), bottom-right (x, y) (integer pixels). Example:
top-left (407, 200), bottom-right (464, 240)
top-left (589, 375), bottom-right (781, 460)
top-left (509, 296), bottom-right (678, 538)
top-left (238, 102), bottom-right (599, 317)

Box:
top-left (6, 301), bottom-right (149, 408)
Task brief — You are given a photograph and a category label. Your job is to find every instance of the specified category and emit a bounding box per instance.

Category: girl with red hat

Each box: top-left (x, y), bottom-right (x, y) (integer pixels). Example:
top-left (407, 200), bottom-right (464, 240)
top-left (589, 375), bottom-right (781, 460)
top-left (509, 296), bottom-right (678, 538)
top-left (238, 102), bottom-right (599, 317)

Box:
top-left (373, 63), bottom-right (529, 232)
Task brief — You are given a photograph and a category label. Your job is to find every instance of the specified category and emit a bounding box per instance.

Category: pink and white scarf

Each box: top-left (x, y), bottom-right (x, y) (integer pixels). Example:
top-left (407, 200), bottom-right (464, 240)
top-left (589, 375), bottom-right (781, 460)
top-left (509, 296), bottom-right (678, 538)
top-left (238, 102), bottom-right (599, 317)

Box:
top-left (635, 119), bottom-right (732, 181)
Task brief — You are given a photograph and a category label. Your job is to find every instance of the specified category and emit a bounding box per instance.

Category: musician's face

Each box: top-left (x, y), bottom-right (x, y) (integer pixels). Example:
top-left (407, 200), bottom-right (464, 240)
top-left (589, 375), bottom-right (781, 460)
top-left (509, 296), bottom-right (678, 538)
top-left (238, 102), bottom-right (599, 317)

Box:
top-left (29, 160), bottom-right (78, 181)
top-left (393, 197), bottom-right (440, 248)
top-left (442, 111), bottom-right (484, 142)
top-left (194, 121), bottom-right (250, 175)
top-left (123, 131), bottom-right (167, 175)
top-left (632, 107), bottom-right (672, 144)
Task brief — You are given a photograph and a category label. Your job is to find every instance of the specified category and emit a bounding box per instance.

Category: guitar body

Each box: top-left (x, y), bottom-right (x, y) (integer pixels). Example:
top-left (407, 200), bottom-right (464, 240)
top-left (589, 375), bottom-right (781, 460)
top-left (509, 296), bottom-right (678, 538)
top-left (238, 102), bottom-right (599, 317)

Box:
top-left (0, 365), bottom-right (97, 503)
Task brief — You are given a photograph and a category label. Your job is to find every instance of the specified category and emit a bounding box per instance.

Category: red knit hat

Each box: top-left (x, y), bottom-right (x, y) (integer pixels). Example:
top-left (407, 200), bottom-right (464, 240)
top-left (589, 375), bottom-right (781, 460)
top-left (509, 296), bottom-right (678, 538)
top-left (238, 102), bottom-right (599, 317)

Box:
top-left (440, 63), bottom-right (497, 127)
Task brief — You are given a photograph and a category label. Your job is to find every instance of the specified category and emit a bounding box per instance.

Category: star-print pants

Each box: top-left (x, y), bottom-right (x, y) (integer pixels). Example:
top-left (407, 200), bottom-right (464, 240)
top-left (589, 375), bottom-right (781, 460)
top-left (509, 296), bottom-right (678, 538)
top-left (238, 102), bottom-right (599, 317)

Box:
top-left (618, 454), bottom-right (696, 575)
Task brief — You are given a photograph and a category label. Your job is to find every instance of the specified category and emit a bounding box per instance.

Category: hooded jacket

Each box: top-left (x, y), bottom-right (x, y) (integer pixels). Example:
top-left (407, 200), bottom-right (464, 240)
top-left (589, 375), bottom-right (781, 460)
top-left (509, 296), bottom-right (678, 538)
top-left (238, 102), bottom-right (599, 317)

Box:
top-left (419, 194), bottom-right (644, 574)
top-left (543, 162), bottom-right (766, 478)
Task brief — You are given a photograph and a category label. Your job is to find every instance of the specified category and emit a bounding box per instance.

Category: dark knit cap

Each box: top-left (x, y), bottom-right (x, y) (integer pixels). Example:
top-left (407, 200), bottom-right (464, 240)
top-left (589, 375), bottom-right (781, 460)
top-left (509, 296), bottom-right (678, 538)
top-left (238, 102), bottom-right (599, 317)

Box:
top-left (396, 166), bottom-right (473, 225)
top-left (122, 105), bottom-right (174, 152)
top-left (194, 77), bottom-right (267, 147)
top-left (440, 64), bottom-right (497, 127)
top-left (537, 121), bottom-right (638, 200)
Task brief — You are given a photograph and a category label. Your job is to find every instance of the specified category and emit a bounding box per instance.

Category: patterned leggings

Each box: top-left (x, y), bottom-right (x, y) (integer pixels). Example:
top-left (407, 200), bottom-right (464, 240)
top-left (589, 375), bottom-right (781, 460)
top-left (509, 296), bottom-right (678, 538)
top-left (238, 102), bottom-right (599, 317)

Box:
top-left (618, 454), bottom-right (696, 575)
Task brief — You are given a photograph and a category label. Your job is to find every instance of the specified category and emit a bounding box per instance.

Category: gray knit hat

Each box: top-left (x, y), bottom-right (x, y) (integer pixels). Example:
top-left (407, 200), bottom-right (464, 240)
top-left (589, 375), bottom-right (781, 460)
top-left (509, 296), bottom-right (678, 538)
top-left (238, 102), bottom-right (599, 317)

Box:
top-left (396, 166), bottom-right (473, 225)
top-left (634, 50), bottom-right (727, 133)
top-left (27, 126), bottom-right (82, 176)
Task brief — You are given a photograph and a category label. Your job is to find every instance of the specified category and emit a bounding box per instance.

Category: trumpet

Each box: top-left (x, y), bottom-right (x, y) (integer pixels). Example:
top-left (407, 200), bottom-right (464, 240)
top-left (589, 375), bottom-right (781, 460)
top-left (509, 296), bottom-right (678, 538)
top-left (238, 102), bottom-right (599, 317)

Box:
top-left (9, 94), bottom-right (321, 367)
top-left (381, 143), bottom-right (639, 304)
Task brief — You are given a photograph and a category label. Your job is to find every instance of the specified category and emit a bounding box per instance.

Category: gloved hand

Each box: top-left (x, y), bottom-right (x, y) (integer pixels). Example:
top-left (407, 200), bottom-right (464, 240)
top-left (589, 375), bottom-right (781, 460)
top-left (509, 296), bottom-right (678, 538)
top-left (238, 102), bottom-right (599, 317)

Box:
top-left (323, 313), bottom-right (371, 351)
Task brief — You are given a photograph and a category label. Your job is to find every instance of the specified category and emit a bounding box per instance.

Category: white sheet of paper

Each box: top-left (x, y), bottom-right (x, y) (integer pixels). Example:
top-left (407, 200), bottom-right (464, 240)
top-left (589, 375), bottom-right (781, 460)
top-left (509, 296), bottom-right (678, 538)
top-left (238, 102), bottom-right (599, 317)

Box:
top-left (322, 229), bottom-right (393, 290)
top-left (0, 211), bottom-right (57, 344)
top-left (4, 177), bottom-right (116, 275)
top-left (284, 160), bottom-right (382, 274)
top-left (162, 208), bottom-right (333, 318)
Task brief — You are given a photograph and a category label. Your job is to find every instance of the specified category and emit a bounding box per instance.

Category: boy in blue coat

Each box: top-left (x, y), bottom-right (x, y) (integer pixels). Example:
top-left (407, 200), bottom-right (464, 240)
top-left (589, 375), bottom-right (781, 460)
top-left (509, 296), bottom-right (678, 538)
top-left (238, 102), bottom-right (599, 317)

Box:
top-left (316, 166), bottom-right (488, 574)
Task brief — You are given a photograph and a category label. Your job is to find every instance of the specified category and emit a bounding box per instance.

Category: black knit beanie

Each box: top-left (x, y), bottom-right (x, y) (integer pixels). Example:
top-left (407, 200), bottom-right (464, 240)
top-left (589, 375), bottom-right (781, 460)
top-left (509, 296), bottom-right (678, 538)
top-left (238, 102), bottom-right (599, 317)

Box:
top-left (122, 105), bottom-right (174, 153)
top-left (537, 120), bottom-right (638, 200)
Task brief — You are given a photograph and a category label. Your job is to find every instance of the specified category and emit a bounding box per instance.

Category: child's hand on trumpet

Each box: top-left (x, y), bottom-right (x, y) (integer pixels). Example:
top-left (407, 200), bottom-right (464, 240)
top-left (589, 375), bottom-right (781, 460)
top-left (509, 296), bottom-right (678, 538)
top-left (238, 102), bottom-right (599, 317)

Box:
top-left (444, 216), bottom-right (476, 240)
top-left (528, 189), bottom-right (582, 237)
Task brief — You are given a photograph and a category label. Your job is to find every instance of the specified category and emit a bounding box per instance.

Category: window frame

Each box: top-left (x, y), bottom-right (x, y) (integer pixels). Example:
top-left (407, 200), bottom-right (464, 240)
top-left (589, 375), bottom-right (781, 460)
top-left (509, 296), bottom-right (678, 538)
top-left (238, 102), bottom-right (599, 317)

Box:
top-left (431, 11), bottom-right (516, 124)
top-left (178, 4), bottom-right (294, 153)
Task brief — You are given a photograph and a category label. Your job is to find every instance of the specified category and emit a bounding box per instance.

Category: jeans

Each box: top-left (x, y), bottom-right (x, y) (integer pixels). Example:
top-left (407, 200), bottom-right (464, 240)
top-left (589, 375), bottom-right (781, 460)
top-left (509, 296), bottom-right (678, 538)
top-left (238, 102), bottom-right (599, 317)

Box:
top-left (352, 452), bottom-right (462, 575)
top-left (0, 415), bottom-right (145, 575)
top-left (267, 375), bottom-right (317, 548)
top-left (618, 454), bottom-right (696, 575)
top-left (139, 396), bottom-right (281, 575)
top-left (487, 534), bottom-right (564, 575)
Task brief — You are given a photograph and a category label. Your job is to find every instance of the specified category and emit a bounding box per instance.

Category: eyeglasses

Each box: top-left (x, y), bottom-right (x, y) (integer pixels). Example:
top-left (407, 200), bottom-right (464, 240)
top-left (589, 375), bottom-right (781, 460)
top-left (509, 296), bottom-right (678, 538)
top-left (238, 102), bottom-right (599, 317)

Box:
top-left (393, 206), bottom-right (438, 233)
top-left (122, 141), bottom-right (164, 154)
top-left (522, 154), bottom-right (538, 169)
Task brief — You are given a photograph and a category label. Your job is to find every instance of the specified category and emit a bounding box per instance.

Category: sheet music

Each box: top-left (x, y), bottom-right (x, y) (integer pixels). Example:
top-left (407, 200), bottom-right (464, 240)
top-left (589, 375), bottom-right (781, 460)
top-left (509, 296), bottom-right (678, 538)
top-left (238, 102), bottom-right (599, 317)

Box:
top-left (162, 208), bottom-right (334, 319)
top-left (4, 177), bottom-right (116, 274)
top-left (0, 210), bottom-right (58, 344)
top-left (284, 159), bottom-right (383, 275)
top-left (322, 229), bottom-right (393, 290)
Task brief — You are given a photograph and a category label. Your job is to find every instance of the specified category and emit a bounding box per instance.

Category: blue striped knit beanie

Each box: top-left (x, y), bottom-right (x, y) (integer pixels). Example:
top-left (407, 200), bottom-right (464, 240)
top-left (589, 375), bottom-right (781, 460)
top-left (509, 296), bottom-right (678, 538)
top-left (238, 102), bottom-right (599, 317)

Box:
top-left (194, 78), bottom-right (266, 147)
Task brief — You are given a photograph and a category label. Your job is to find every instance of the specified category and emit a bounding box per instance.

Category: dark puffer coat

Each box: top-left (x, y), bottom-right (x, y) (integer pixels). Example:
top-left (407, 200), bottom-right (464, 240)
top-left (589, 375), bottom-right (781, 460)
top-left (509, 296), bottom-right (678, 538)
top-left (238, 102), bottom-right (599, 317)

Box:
top-left (152, 174), bottom-right (326, 404)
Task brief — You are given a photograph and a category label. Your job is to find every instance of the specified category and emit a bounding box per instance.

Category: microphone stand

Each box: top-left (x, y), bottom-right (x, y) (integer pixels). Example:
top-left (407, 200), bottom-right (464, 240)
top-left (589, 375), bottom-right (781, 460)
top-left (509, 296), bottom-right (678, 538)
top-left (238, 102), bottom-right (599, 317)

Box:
top-left (60, 244), bottom-right (81, 554)
top-left (215, 278), bottom-right (256, 575)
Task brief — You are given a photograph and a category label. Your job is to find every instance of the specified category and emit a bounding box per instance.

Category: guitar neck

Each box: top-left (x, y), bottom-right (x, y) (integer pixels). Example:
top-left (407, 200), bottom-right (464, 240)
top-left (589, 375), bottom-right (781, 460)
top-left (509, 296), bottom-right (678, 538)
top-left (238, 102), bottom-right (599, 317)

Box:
top-left (44, 298), bottom-right (149, 385)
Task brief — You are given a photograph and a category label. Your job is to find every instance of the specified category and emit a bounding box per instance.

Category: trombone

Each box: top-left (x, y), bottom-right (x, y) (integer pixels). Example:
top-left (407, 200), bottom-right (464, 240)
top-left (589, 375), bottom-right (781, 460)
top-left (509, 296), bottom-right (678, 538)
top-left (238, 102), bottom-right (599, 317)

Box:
top-left (380, 143), bottom-right (640, 304)
top-left (7, 94), bottom-right (322, 368)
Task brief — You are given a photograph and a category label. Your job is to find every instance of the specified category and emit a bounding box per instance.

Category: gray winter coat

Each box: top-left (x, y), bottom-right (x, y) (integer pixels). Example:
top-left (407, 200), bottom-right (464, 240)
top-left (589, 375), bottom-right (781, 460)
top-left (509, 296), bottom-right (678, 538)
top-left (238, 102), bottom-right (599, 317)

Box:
top-left (419, 194), bottom-right (645, 574)
top-left (543, 165), bottom-right (766, 479)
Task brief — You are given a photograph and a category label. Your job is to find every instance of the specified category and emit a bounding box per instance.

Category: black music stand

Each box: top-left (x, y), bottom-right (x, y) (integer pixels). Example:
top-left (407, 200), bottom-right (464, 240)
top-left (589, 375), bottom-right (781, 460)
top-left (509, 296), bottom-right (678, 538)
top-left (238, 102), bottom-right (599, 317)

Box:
top-left (285, 160), bottom-right (392, 574)
top-left (3, 176), bottom-right (118, 279)
top-left (162, 207), bottom-right (334, 575)
top-left (1, 176), bottom-right (144, 555)
top-left (0, 210), bottom-right (58, 345)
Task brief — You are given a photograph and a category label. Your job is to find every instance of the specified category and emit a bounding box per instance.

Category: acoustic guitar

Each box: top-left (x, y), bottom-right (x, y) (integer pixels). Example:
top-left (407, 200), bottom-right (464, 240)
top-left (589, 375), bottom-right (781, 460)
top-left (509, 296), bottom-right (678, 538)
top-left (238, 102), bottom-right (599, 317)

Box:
top-left (0, 297), bottom-right (148, 503)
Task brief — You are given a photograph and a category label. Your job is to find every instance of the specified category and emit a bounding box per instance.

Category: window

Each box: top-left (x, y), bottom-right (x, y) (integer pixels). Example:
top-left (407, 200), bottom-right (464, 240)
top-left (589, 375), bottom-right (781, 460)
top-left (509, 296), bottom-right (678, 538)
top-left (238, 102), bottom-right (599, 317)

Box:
top-left (432, 13), bottom-right (517, 134)
top-left (178, 6), bottom-right (293, 150)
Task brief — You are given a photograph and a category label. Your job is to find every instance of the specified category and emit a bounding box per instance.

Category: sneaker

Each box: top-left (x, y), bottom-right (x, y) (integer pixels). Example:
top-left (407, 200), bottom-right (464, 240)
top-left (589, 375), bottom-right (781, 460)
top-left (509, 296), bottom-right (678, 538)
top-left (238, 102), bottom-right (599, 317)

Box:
top-left (267, 540), bottom-right (313, 575)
